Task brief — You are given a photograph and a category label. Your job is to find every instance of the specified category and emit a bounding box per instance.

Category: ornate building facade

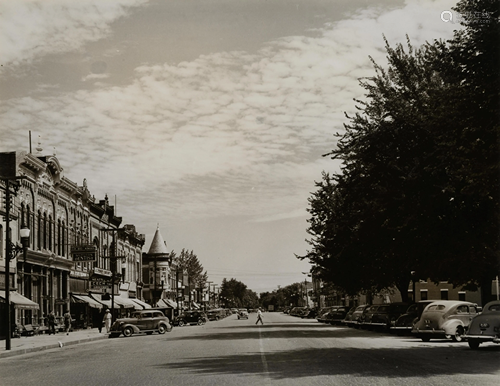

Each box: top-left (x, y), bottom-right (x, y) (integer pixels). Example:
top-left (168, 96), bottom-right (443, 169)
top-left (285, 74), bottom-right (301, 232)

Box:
top-left (1, 150), bottom-right (145, 334)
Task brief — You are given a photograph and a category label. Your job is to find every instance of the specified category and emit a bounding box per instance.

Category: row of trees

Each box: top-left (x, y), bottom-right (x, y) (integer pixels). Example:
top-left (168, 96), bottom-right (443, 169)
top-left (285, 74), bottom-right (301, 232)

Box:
top-left (219, 278), bottom-right (260, 309)
top-left (299, 0), bottom-right (499, 305)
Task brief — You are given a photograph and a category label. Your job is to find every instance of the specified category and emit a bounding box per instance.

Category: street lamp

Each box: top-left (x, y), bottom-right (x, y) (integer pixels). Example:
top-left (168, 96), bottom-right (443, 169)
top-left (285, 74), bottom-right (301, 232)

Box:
top-left (4, 224), bottom-right (30, 350)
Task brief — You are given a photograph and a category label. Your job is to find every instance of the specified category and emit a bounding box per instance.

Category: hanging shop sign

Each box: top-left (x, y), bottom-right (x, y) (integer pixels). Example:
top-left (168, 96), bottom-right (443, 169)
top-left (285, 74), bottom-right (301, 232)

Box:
top-left (71, 244), bottom-right (96, 262)
top-left (90, 277), bottom-right (112, 291)
top-left (92, 267), bottom-right (112, 277)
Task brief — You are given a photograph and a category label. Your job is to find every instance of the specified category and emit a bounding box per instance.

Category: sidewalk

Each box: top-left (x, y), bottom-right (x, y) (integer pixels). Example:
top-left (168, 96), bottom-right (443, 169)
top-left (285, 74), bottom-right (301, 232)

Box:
top-left (0, 328), bottom-right (108, 359)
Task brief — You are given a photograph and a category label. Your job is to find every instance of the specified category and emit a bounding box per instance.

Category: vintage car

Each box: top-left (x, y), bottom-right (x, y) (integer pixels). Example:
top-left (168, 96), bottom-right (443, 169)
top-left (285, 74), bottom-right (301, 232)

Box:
top-left (109, 309), bottom-right (172, 337)
top-left (390, 301), bottom-right (435, 335)
top-left (173, 310), bottom-right (207, 326)
top-left (316, 307), bottom-right (335, 323)
top-left (344, 305), bottom-right (370, 328)
top-left (327, 306), bottom-right (351, 325)
top-left (237, 309), bottom-right (249, 319)
top-left (368, 302), bottom-right (410, 330)
top-left (206, 308), bottom-right (225, 321)
top-left (464, 300), bottom-right (500, 349)
top-left (359, 305), bottom-right (381, 329)
top-left (412, 300), bottom-right (480, 342)
top-left (341, 307), bottom-right (356, 325)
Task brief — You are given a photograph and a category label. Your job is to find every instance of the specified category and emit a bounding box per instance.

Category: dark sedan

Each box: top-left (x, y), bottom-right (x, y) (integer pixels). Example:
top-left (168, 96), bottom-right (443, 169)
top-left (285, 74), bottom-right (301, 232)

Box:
top-left (173, 310), bottom-right (207, 326)
top-left (464, 300), bottom-right (500, 349)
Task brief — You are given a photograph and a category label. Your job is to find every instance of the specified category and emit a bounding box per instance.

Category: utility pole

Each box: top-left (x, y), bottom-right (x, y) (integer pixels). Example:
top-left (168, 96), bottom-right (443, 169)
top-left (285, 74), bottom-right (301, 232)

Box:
top-left (206, 281), bottom-right (213, 309)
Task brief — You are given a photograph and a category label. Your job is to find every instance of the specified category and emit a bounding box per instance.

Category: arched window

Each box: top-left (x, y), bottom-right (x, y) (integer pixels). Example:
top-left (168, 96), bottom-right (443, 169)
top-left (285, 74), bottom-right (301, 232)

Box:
top-left (62, 221), bottom-right (66, 257)
top-left (43, 212), bottom-right (47, 250)
top-left (57, 219), bottom-right (61, 256)
top-left (48, 215), bottom-right (53, 251)
top-left (26, 205), bottom-right (31, 248)
top-left (37, 210), bottom-right (42, 250)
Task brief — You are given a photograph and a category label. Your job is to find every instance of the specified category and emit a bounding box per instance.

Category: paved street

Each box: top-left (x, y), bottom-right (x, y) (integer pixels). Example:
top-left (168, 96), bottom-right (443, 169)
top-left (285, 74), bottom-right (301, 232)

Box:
top-left (1, 312), bottom-right (499, 386)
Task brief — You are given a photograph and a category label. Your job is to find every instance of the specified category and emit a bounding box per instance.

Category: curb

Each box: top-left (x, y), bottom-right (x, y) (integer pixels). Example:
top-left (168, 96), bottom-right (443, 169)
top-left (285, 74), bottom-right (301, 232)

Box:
top-left (0, 335), bottom-right (108, 359)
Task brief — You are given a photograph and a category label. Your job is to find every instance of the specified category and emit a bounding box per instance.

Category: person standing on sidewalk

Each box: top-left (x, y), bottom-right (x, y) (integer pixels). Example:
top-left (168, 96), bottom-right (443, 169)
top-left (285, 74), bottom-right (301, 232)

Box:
top-left (47, 311), bottom-right (56, 335)
top-left (63, 310), bottom-right (72, 335)
top-left (102, 309), bottom-right (112, 333)
top-left (256, 308), bottom-right (264, 325)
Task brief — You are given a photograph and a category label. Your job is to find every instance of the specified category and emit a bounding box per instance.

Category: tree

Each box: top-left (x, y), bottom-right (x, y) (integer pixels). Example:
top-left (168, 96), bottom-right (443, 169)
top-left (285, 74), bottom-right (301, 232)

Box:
top-left (300, 0), bottom-right (499, 305)
top-left (174, 249), bottom-right (205, 303)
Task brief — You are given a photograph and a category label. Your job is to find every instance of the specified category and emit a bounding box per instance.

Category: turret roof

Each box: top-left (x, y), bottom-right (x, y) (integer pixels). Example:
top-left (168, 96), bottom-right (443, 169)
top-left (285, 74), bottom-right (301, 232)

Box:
top-left (147, 227), bottom-right (169, 255)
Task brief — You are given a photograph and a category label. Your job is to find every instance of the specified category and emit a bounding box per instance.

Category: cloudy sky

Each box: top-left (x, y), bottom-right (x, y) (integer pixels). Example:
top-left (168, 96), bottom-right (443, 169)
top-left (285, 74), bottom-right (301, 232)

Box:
top-left (0, 0), bottom-right (461, 293)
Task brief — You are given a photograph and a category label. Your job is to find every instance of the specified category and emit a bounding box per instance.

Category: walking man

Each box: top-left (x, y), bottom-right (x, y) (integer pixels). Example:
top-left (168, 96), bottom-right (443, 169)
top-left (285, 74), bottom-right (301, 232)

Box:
top-left (47, 310), bottom-right (56, 335)
top-left (256, 308), bottom-right (264, 325)
top-left (63, 309), bottom-right (72, 335)
top-left (103, 309), bottom-right (112, 333)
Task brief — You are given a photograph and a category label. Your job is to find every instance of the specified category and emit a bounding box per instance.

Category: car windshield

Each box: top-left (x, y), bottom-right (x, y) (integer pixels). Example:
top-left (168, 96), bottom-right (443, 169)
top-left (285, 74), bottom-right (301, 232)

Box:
top-left (488, 304), bottom-right (500, 311)
top-left (377, 306), bottom-right (389, 312)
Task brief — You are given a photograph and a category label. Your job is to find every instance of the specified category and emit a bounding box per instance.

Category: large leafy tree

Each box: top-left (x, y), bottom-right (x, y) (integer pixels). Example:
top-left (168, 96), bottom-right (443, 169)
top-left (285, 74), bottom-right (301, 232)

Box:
top-left (301, 0), bottom-right (499, 305)
top-left (175, 249), bottom-right (205, 290)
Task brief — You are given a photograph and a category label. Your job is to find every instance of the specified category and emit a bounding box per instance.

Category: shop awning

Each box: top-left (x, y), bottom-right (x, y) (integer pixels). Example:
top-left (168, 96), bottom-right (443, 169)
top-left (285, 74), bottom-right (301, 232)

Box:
top-left (71, 294), bottom-right (103, 309)
top-left (131, 298), bottom-right (151, 309)
top-left (89, 294), bottom-right (120, 309)
top-left (156, 298), bottom-right (178, 309)
top-left (112, 296), bottom-right (137, 309)
top-left (0, 291), bottom-right (40, 310)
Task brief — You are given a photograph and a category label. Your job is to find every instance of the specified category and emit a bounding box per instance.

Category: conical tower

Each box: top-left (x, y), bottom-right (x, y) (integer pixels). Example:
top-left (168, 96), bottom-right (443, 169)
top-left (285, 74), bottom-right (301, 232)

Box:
top-left (144, 226), bottom-right (171, 308)
top-left (147, 226), bottom-right (169, 255)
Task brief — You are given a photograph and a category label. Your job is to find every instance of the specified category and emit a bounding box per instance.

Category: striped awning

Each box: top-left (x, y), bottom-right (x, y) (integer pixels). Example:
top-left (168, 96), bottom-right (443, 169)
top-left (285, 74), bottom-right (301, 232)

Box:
top-left (71, 294), bottom-right (103, 309)
top-left (0, 291), bottom-right (40, 310)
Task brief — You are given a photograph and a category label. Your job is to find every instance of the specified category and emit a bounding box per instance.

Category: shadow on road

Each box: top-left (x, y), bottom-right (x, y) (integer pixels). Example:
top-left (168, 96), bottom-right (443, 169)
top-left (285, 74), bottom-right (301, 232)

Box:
top-left (169, 324), bottom-right (390, 341)
top-left (154, 344), bottom-right (500, 380)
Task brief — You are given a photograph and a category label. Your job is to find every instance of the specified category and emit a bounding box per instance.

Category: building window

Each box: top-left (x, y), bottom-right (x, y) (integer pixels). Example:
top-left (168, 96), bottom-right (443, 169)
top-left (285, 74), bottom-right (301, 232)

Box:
top-left (441, 290), bottom-right (448, 300)
top-left (420, 290), bottom-right (428, 301)
top-left (458, 292), bottom-right (466, 301)
top-left (48, 215), bottom-right (53, 251)
top-left (37, 210), bottom-right (42, 250)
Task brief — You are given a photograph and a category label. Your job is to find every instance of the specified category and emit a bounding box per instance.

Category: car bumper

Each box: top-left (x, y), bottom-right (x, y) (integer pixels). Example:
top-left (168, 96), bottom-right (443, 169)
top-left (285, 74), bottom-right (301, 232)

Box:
top-left (464, 335), bottom-right (500, 343)
top-left (412, 328), bottom-right (446, 336)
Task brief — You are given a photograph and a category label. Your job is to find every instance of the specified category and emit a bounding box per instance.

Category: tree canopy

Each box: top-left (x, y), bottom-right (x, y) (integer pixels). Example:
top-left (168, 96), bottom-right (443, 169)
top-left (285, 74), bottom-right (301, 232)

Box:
top-left (300, 0), bottom-right (499, 305)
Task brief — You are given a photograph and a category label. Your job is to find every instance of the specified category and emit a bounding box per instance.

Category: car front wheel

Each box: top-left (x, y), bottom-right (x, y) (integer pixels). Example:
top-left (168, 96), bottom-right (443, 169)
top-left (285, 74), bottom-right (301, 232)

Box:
top-left (123, 327), bottom-right (133, 337)
top-left (197, 319), bottom-right (203, 326)
top-left (158, 324), bottom-right (166, 334)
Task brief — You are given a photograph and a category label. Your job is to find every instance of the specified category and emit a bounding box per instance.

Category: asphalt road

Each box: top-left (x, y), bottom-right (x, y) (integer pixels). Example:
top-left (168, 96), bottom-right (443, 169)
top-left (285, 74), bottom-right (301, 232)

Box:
top-left (1, 312), bottom-right (499, 386)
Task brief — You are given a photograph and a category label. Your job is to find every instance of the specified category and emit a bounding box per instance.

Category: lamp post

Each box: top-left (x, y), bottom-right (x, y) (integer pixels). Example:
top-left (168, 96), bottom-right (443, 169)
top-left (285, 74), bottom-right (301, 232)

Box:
top-left (4, 221), bottom-right (29, 350)
top-left (101, 227), bottom-right (125, 323)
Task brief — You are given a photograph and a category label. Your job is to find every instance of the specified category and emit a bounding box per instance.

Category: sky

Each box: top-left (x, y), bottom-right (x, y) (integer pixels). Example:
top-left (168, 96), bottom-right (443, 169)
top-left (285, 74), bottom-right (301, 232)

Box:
top-left (0, 0), bottom-right (462, 294)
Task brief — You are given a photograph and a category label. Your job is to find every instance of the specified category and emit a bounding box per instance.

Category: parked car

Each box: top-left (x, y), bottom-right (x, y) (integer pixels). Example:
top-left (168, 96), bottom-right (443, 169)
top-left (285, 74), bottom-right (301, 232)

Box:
top-left (327, 306), bottom-right (351, 325)
top-left (173, 310), bottom-right (207, 326)
top-left (344, 305), bottom-right (370, 328)
top-left (289, 307), bottom-right (307, 317)
top-left (317, 307), bottom-right (335, 323)
top-left (237, 309), bottom-right (249, 319)
top-left (390, 301), bottom-right (435, 335)
top-left (359, 305), bottom-right (381, 328)
top-left (412, 300), bottom-right (480, 342)
top-left (301, 309), bottom-right (318, 319)
top-left (206, 309), bottom-right (224, 321)
top-left (341, 307), bottom-right (356, 325)
top-left (464, 300), bottom-right (500, 349)
top-left (368, 302), bottom-right (410, 330)
top-left (109, 309), bottom-right (172, 337)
